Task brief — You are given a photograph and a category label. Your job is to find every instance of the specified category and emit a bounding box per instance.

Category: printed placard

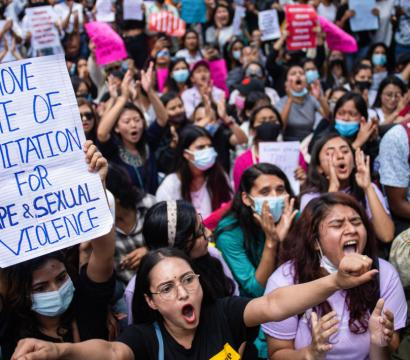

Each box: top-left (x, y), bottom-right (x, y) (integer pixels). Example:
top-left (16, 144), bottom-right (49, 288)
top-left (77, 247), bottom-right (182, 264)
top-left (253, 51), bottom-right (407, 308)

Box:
top-left (0, 55), bottom-right (113, 267)
top-left (259, 141), bottom-right (301, 194)
top-left (285, 4), bottom-right (317, 51)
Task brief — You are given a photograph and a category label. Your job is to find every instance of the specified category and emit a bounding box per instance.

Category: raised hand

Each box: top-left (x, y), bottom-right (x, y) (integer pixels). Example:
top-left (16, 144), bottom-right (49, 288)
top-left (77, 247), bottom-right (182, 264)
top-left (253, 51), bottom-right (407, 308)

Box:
top-left (253, 201), bottom-right (280, 246)
top-left (334, 253), bottom-right (378, 290)
top-left (120, 70), bottom-right (133, 100)
top-left (307, 311), bottom-right (339, 360)
top-left (140, 62), bottom-right (154, 94)
top-left (327, 154), bottom-right (340, 192)
top-left (84, 140), bottom-right (108, 184)
top-left (276, 195), bottom-right (297, 242)
top-left (120, 247), bottom-right (148, 270)
top-left (369, 298), bottom-right (395, 348)
top-left (354, 148), bottom-right (371, 191)
top-left (353, 118), bottom-right (377, 149)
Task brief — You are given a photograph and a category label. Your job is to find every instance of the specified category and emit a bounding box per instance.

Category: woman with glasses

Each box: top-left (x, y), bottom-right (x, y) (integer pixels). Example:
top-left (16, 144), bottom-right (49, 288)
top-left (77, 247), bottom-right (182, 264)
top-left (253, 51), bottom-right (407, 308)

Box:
top-left (77, 97), bottom-right (98, 144)
top-left (123, 200), bottom-right (237, 325)
top-left (12, 247), bottom-right (383, 360)
top-left (370, 76), bottom-right (409, 126)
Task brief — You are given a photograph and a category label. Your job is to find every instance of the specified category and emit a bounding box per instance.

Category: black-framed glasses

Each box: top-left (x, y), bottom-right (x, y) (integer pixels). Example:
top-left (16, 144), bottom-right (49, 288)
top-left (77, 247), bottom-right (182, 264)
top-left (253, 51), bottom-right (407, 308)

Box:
top-left (150, 273), bottom-right (200, 301)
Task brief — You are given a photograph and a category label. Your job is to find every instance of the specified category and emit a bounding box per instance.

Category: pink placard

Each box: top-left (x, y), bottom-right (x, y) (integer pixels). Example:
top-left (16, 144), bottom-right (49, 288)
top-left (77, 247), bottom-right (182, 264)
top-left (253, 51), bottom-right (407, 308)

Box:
top-left (85, 22), bottom-right (128, 66)
top-left (156, 68), bottom-right (168, 93)
top-left (319, 16), bottom-right (358, 54)
top-left (208, 59), bottom-right (229, 97)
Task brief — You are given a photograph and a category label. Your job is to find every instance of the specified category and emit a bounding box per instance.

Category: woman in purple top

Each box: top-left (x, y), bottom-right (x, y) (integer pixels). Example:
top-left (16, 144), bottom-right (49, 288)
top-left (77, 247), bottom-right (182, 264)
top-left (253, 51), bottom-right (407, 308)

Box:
top-left (301, 132), bottom-right (394, 244)
top-left (124, 200), bottom-right (238, 324)
top-left (263, 193), bottom-right (407, 359)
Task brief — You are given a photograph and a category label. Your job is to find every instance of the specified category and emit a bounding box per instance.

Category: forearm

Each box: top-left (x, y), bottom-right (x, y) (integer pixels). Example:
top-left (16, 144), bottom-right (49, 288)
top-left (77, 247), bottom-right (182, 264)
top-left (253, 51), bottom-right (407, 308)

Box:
top-left (255, 241), bottom-right (278, 288)
top-left (97, 96), bottom-right (127, 142)
top-left (148, 89), bottom-right (168, 127)
top-left (280, 99), bottom-right (292, 129)
top-left (365, 186), bottom-right (394, 243)
top-left (88, 226), bottom-right (115, 282)
top-left (318, 96), bottom-right (330, 119)
top-left (58, 340), bottom-right (126, 360)
top-left (229, 123), bottom-right (248, 145)
top-left (267, 274), bottom-right (338, 322)
top-left (369, 344), bottom-right (390, 360)
top-left (271, 347), bottom-right (311, 360)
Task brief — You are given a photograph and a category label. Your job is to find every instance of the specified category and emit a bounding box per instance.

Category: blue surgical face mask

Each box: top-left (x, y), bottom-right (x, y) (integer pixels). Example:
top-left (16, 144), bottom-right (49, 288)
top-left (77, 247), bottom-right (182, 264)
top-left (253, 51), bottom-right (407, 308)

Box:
top-left (186, 147), bottom-right (217, 171)
top-left (372, 54), bottom-right (387, 67)
top-left (306, 69), bottom-right (319, 84)
top-left (334, 119), bottom-right (360, 137)
top-left (31, 278), bottom-right (75, 317)
top-left (205, 123), bottom-right (220, 137)
top-left (251, 196), bottom-right (285, 223)
top-left (291, 87), bottom-right (308, 97)
top-left (232, 50), bottom-right (241, 61)
top-left (172, 69), bottom-right (189, 83)
top-left (317, 241), bottom-right (338, 274)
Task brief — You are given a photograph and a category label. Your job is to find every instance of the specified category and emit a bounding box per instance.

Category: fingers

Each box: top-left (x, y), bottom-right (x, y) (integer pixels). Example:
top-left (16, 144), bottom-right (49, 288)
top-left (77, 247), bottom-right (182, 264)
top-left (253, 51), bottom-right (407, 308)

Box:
top-left (372, 298), bottom-right (384, 317)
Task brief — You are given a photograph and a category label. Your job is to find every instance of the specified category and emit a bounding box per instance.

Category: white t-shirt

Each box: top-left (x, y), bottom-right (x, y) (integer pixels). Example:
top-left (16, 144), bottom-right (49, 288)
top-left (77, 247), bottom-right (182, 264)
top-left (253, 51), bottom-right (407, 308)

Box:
top-left (317, 3), bottom-right (337, 22)
top-left (54, 1), bottom-right (84, 34)
top-left (155, 173), bottom-right (213, 218)
top-left (175, 49), bottom-right (203, 65)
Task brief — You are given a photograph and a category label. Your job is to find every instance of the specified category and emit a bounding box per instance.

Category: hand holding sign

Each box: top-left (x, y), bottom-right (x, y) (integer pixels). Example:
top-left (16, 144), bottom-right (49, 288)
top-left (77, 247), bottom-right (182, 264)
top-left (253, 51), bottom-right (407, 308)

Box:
top-left (0, 55), bottom-right (112, 267)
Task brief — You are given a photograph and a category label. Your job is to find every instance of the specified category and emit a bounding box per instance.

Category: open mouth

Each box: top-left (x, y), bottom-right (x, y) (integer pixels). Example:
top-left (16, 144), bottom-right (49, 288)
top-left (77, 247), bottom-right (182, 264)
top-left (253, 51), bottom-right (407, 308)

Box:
top-left (181, 304), bottom-right (196, 324)
top-left (295, 79), bottom-right (302, 85)
top-left (336, 163), bottom-right (347, 173)
top-left (343, 240), bottom-right (357, 255)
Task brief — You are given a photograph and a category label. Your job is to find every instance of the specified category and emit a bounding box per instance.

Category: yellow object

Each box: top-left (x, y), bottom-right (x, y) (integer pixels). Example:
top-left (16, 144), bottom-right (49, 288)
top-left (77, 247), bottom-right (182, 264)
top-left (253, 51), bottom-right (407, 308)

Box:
top-left (210, 343), bottom-right (241, 360)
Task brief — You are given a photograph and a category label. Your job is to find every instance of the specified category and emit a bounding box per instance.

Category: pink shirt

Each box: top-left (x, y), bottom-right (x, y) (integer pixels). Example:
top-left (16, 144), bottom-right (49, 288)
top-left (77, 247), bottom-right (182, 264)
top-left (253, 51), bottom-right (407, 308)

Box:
top-left (232, 148), bottom-right (307, 192)
top-left (262, 259), bottom-right (407, 359)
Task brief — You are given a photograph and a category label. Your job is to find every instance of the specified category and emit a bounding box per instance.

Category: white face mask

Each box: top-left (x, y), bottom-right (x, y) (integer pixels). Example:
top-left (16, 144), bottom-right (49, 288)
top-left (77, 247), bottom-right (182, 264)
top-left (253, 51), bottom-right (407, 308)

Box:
top-left (317, 241), bottom-right (338, 274)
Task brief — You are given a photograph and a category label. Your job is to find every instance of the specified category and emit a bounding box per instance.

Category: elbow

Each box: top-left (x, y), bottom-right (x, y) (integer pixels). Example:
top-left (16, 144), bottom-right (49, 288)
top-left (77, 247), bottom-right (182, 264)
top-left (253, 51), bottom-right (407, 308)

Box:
top-left (97, 128), bottom-right (110, 143)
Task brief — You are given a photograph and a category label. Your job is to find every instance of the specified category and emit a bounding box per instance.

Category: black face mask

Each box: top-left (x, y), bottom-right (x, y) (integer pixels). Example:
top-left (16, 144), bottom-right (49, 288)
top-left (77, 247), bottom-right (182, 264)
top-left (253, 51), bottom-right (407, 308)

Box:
top-left (29, 1), bottom-right (48, 7)
top-left (254, 122), bottom-right (281, 142)
top-left (355, 81), bottom-right (372, 91)
top-left (329, 59), bottom-right (344, 68)
top-left (169, 112), bottom-right (187, 125)
top-left (156, 0), bottom-right (165, 4)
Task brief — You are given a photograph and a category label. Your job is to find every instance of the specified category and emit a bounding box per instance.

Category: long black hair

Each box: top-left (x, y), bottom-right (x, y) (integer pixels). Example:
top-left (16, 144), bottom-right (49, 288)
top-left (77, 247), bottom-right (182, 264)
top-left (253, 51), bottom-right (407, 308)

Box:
top-left (302, 132), bottom-right (366, 208)
top-left (332, 92), bottom-right (368, 124)
top-left (217, 163), bottom-right (294, 266)
top-left (141, 200), bottom-right (235, 299)
top-left (175, 125), bottom-right (232, 210)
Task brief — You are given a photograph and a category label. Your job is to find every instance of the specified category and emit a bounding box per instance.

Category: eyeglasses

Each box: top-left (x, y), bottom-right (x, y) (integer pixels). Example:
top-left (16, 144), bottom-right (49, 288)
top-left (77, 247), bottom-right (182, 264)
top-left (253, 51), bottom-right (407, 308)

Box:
top-left (150, 273), bottom-right (200, 301)
top-left (80, 112), bottom-right (94, 121)
top-left (382, 92), bottom-right (402, 100)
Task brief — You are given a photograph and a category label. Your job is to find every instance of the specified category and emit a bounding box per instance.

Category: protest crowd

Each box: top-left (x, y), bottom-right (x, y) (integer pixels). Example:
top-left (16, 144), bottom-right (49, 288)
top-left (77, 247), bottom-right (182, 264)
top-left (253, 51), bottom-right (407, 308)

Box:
top-left (1, 0), bottom-right (410, 359)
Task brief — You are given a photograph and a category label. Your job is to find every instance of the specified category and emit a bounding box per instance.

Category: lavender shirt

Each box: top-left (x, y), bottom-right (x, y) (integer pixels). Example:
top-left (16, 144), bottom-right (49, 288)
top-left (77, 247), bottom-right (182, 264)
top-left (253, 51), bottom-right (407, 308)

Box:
top-left (262, 259), bottom-right (407, 359)
top-left (300, 183), bottom-right (390, 218)
top-left (124, 246), bottom-right (239, 324)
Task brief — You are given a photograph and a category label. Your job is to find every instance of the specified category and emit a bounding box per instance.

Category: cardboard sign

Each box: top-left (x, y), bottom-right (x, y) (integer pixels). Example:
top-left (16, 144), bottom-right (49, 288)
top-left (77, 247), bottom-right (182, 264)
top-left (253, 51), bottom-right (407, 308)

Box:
top-left (148, 11), bottom-right (186, 37)
top-left (259, 141), bottom-right (300, 194)
top-left (348, 0), bottom-right (379, 32)
top-left (285, 4), bottom-right (317, 51)
top-left (25, 6), bottom-right (62, 53)
top-left (0, 55), bottom-right (113, 267)
top-left (123, 0), bottom-right (143, 21)
top-left (259, 9), bottom-right (281, 41)
top-left (96, 0), bottom-right (115, 22)
top-left (319, 16), bottom-right (358, 53)
top-left (85, 22), bottom-right (128, 66)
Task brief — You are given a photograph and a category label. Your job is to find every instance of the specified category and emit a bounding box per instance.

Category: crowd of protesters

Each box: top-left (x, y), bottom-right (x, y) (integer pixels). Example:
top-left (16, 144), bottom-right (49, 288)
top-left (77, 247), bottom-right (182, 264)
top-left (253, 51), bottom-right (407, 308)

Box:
top-left (1, 0), bottom-right (410, 359)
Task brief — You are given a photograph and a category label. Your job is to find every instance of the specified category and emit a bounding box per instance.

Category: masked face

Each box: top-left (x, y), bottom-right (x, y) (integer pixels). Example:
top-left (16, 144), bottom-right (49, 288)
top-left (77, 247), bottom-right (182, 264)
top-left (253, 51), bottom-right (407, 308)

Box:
top-left (183, 136), bottom-right (217, 172)
top-left (31, 259), bottom-right (75, 317)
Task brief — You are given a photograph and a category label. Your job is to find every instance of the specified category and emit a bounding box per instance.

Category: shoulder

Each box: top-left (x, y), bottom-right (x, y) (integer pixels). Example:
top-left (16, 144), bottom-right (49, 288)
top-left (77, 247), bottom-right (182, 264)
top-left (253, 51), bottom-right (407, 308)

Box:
top-left (380, 124), bottom-right (408, 148)
top-left (156, 173), bottom-right (181, 199)
top-left (265, 261), bottom-right (296, 295)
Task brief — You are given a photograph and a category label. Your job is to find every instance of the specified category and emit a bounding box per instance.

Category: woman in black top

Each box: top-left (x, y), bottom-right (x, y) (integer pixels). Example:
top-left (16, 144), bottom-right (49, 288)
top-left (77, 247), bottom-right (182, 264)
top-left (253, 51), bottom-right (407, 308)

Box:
top-left (12, 248), bottom-right (382, 360)
top-left (1, 141), bottom-right (115, 360)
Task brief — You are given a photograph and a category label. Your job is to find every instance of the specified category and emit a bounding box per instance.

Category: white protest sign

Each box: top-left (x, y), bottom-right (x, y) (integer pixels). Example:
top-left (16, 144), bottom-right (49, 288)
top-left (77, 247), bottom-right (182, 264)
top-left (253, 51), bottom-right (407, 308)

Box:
top-left (348, 0), bottom-right (379, 32)
top-left (26, 6), bottom-right (63, 53)
top-left (259, 9), bottom-right (281, 41)
top-left (124, 0), bottom-right (143, 21)
top-left (96, 0), bottom-right (115, 22)
top-left (232, 5), bottom-right (246, 36)
top-left (0, 55), bottom-right (113, 267)
top-left (259, 141), bottom-right (300, 194)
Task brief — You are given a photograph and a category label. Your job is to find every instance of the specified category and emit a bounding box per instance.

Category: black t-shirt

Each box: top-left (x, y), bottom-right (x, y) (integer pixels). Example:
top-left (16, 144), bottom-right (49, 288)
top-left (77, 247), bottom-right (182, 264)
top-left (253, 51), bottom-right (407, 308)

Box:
top-left (117, 297), bottom-right (257, 360)
top-left (0, 266), bottom-right (115, 360)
